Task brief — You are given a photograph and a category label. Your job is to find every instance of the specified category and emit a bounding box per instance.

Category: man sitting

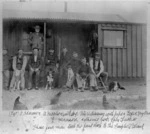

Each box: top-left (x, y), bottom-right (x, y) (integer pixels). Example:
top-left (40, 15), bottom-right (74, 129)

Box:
top-left (45, 48), bottom-right (59, 88)
top-left (9, 48), bottom-right (27, 91)
top-left (65, 52), bottom-right (81, 89)
top-left (28, 48), bottom-right (43, 90)
top-left (76, 57), bottom-right (90, 92)
top-left (89, 52), bottom-right (108, 91)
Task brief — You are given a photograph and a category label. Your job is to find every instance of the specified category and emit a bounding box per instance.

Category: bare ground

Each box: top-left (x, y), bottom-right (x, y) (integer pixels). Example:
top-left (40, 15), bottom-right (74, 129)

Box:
top-left (2, 78), bottom-right (146, 110)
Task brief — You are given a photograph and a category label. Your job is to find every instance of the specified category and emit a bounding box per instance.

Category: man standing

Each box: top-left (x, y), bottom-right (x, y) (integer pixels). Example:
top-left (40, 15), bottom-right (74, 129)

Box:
top-left (76, 57), bottom-right (90, 92)
top-left (3, 47), bottom-right (11, 90)
top-left (9, 48), bottom-right (27, 91)
top-left (89, 52), bottom-right (108, 91)
top-left (45, 48), bottom-right (59, 88)
top-left (28, 48), bottom-right (43, 90)
top-left (29, 25), bottom-right (44, 56)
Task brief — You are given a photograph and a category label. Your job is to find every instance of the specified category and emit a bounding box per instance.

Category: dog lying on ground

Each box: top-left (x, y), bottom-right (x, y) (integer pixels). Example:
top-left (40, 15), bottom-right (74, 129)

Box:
top-left (108, 81), bottom-right (125, 92)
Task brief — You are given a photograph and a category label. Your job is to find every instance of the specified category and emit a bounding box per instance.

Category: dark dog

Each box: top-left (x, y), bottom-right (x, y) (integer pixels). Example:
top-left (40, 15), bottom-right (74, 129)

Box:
top-left (108, 81), bottom-right (125, 92)
top-left (13, 96), bottom-right (28, 110)
top-left (50, 92), bottom-right (62, 105)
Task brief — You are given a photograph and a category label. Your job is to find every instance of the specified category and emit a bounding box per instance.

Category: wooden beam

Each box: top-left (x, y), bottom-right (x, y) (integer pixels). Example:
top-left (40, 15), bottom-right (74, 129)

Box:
top-left (43, 22), bottom-right (46, 57)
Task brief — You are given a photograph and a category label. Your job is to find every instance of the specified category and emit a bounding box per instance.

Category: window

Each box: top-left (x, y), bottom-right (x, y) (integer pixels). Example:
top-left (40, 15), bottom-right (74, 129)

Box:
top-left (101, 24), bottom-right (127, 48)
top-left (103, 30), bottom-right (124, 47)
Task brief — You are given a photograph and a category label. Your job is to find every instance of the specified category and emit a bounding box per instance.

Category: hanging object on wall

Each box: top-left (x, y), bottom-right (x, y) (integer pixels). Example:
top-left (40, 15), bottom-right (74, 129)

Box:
top-left (88, 30), bottom-right (98, 57)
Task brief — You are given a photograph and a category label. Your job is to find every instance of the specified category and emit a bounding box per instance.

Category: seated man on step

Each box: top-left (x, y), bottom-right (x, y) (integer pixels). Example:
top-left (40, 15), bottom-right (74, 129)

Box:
top-left (89, 52), bottom-right (108, 91)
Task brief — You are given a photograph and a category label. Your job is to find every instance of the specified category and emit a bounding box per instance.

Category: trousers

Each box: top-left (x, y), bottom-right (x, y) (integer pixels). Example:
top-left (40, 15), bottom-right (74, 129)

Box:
top-left (3, 70), bottom-right (10, 90)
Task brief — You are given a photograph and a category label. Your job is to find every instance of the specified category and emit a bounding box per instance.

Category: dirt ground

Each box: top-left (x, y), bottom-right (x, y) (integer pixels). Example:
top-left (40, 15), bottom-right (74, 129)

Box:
top-left (2, 78), bottom-right (146, 110)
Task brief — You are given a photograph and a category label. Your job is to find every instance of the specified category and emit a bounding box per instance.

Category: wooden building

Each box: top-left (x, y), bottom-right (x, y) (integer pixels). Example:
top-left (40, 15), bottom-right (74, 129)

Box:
top-left (3, 2), bottom-right (147, 78)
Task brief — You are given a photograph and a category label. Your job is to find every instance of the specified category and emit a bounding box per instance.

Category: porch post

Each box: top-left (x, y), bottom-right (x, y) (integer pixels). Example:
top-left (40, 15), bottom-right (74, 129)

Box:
top-left (98, 24), bottom-right (102, 57)
top-left (43, 22), bottom-right (46, 57)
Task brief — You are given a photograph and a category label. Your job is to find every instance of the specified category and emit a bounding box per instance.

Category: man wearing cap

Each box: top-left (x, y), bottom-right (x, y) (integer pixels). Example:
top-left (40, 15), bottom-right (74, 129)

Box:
top-left (89, 52), bottom-right (108, 91)
top-left (3, 47), bottom-right (11, 90)
top-left (76, 57), bottom-right (90, 92)
top-left (9, 48), bottom-right (27, 91)
top-left (65, 52), bottom-right (81, 89)
top-left (28, 48), bottom-right (43, 90)
top-left (45, 48), bottom-right (59, 88)
top-left (29, 25), bottom-right (44, 56)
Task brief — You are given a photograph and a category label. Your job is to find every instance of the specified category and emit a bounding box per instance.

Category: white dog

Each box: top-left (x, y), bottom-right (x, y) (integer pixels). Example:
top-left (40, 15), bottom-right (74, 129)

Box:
top-left (66, 66), bottom-right (74, 88)
top-left (14, 69), bottom-right (21, 91)
top-left (45, 71), bottom-right (53, 90)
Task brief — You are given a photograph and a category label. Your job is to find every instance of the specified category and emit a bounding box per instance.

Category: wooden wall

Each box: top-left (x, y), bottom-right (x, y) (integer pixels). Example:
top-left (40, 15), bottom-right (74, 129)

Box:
top-left (3, 20), bottom-right (146, 78)
top-left (98, 23), bottom-right (147, 78)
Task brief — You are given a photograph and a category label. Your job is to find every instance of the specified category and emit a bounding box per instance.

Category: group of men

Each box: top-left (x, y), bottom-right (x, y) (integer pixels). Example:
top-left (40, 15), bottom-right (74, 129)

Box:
top-left (3, 25), bottom-right (108, 92)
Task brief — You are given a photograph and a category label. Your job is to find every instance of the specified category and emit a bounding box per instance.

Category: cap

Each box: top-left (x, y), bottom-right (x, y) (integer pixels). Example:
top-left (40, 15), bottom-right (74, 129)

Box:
top-left (95, 52), bottom-right (100, 57)
top-left (49, 49), bottom-right (54, 52)
top-left (73, 51), bottom-right (77, 55)
top-left (18, 47), bottom-right (23, 51)
top-left (32, 47), bottom-right (39, 51)
top-left (34, 25), bottom-right (41, 29)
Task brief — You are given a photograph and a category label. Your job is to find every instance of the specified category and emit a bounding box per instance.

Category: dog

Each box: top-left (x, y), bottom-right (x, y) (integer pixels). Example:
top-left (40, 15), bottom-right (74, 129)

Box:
top-left (50, 91), bottom-right (62, 105)
top-left (14, 69), bottom-right (21, 91)
top-left (13, 96), bottom-right (28, 110)
top-left (108, 81), bottom-right (125, 92)
top-left (45, 70), bottom-right (53, 90)
top-left (80, 73), bottom-right (88, 91)
top-left (66, 65), bottom-right (74, 88)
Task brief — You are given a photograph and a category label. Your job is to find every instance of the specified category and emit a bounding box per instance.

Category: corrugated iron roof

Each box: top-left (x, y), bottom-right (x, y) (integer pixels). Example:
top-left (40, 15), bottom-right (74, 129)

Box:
top-left (2, 2), bottom-right (147, 24)
top-left (3, 10), bottom-right (127, 23)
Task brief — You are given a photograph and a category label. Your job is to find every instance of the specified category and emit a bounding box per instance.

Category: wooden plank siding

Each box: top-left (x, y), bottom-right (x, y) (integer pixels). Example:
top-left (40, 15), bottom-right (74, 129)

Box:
top-left (112, 49), bottom-right (117, 77)
top-left (137, 25), bottom-right (142, 77)
top-left (126, 25), bottom-right (132, 77)
top-left (131, 25), bottom-right (137, 77)
top-left (98, 24), bottom-right (146, 78)
top-left (142, 24), bottom-right (147, 77)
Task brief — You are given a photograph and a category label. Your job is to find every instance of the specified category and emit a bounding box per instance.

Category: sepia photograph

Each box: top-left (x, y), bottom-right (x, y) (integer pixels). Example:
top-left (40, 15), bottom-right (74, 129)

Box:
top-left (2, 0), bottom-right (147, 111)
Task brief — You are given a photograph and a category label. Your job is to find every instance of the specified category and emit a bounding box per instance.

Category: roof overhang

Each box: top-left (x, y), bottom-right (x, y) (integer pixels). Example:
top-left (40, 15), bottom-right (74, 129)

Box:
top-left (2, 2), bottom-right (147, 24)
top-left (3, 10), bottom-right (128, 24)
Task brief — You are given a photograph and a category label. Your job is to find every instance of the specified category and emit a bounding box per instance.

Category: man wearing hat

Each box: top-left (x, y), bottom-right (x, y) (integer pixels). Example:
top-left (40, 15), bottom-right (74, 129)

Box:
top-left (45, 48), bottom-right (59, 88)
top-left (28, 47), bottom-right (43, 90)
top-left (29, 25), bottom-right (44, 56)
top-left (76, 57), bottom-right (90, 92)
top-left (89, 52), bottom-right (108, 91)
top-left (65, 52), bottom-right (81, 89)
top-left (9, 48), bottom-right (27, 91)
top-left (3, 47), bottom-right (11, 90)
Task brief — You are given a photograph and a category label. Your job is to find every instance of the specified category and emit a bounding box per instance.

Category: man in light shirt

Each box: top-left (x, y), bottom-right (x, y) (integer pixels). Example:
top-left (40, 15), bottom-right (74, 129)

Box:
top-left (89, 52), bottom-right (108, 91)
top-left (9, 48), bottom-right (27, 91)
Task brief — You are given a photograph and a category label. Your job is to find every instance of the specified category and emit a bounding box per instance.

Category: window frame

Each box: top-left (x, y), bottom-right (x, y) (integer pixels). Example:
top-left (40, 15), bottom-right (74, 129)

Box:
top-left (101, 26), bottom-right (127, 48)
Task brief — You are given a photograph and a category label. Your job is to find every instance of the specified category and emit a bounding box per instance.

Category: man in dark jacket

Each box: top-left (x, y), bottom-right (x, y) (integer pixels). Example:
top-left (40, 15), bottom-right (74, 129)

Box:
top-left (65, 52), bottom-right (81, 89)
top-left (29, 25), bottom-right (44, 56)
top-left (76, 57), bottom-right (90, 92)
top-left (45, 48), bottom-right (59, 88)
top-left (3, 47), bottom-right (11, 90)
top-left (28, 48), bottom-right (43, 90)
